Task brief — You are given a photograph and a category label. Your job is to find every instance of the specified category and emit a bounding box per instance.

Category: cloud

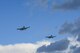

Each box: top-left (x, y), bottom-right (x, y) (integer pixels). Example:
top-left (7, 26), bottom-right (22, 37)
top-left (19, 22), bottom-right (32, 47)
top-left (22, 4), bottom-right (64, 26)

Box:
top-left (37, 39), bottom-right (69, 53)
top-left (58, 17), bottom-right (80, 53)
top-left (59, 18), bottom-right (80, 35)
top-left (0, 40), bottom-right (50, 53)
top-left (37, 36), bottom-right (80, 53)
top-left (73, 47), bottom-right (80, 53)
top-left (58, 18), bottom-right (80, 42)
top-left (59, 22), bottom-right (74, 34)
top-left (53, 0), bottom-right (80, 10)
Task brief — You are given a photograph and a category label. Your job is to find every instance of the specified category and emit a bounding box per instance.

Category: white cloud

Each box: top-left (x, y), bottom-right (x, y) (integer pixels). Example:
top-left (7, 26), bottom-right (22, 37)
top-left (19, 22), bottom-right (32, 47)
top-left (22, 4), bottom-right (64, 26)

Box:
top-left (0, 36), bottom-right (80, 53)
top-left (0, 40), bottom-right (50, 53)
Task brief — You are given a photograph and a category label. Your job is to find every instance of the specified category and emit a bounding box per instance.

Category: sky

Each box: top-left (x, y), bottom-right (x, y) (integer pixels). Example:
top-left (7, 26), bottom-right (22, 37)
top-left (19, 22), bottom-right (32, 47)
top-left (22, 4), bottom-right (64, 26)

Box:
top-left (0, 0), bottom-right (80, 53)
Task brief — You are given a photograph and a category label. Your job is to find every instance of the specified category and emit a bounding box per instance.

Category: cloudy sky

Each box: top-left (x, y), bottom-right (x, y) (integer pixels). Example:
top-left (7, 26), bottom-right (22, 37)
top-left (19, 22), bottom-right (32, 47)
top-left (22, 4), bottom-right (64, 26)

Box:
top-left (0, 0), bottom-right (80, 53)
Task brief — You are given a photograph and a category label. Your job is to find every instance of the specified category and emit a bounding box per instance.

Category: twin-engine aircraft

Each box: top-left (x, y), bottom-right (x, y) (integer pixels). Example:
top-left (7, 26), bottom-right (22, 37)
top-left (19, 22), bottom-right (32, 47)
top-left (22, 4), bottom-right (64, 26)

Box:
top-left (17, 26), bottom-right (30, 30)
top-left (46, 35), bottom-right (56, 39)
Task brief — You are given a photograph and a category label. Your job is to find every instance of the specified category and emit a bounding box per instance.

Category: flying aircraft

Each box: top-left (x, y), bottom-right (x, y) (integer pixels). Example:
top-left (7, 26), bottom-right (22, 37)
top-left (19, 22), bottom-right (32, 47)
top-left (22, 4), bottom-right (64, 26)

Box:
top-left (17, 26), bottom-right (30, 30)
top-left (46, 35), bottom-right (56, 39)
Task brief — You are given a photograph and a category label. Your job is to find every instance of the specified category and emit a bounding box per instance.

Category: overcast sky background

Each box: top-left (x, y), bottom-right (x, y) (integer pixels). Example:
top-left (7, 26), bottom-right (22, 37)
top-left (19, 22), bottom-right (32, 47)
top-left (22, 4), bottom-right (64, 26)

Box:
top-left (0, 0), bottom-right (80, 53)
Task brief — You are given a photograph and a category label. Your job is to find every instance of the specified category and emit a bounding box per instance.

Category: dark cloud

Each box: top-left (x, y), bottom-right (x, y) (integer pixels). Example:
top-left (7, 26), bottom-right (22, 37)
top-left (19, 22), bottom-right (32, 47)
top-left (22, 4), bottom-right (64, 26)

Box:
top-left (59, 22), bottom-right (74, 34)
top-left (77, 35), bottom-right (80, 41)
top-left (73, 47), bottom-right (80, 53)
top-left (37, 39), bottom-right (69, 53)
top-left (59, 18), bottom-right (80, 35)
top-left (56, 17), bottom-right (80, 53)
top-left (70, 45), bottom-right (77, 49)
top-left (54, 0), bottom-right (80, 10)
top-left (59, 18), bottom-right (80, 42)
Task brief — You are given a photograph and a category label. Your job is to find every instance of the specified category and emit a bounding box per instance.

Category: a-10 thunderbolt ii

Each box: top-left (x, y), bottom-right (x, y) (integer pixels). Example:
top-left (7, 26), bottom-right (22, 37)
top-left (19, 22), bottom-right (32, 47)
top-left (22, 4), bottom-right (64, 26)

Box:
top-left (17, 26), bottom-right (30, 30)
top-left (46, 35), bottom-right (56, 39)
